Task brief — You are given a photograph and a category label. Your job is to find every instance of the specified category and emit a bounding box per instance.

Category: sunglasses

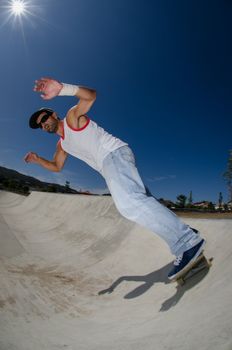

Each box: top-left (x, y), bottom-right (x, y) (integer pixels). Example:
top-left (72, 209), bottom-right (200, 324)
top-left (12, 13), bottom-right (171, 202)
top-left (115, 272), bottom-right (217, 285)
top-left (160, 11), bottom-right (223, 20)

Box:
top-left (38, 111), bottom-right (53, 128)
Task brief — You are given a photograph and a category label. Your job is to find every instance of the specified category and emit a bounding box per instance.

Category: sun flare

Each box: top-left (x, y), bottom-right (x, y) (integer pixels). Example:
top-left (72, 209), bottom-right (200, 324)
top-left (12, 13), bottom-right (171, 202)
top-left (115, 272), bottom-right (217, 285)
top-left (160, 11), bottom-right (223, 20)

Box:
top-left (10, 0), bottom-right (26, 16)
top-left (0, 0), bottom-right (48, 42)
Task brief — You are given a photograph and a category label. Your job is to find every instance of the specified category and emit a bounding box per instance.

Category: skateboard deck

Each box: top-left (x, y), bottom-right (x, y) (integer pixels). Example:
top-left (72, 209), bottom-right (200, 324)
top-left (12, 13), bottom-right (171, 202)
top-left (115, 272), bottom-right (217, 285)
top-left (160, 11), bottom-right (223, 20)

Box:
top-left (171, 254), bottom-right (213, 286)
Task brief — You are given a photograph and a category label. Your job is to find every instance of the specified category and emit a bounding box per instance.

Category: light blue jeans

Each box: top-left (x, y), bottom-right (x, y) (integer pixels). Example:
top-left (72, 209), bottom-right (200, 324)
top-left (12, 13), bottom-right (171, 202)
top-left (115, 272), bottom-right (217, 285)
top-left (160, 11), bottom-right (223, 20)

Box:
top-left (102, 146), bottom-right (202, 256)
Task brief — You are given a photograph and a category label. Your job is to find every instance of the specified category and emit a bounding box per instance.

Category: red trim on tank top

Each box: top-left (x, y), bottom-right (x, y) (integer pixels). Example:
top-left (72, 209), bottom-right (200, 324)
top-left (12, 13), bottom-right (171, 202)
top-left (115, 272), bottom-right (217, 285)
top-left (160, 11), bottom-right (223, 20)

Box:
top-left (60, 120), bottom-right (65, 140)
top-left (57, 139), bottom-right (63, 149)
top-left (66, 116), bottom-right (90, 132)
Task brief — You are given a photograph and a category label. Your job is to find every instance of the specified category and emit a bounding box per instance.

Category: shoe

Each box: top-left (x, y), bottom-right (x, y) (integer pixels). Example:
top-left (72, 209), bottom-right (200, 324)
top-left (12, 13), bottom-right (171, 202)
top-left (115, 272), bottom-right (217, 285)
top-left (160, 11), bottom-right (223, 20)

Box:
top-left (168, 239), bottom-right (206, 280)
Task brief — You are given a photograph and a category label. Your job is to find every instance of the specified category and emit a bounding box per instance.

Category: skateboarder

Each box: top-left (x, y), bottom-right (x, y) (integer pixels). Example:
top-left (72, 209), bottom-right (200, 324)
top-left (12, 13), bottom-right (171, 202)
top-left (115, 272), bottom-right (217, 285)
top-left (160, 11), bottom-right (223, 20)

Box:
top-left (24, 77), bottom-right (205, 280)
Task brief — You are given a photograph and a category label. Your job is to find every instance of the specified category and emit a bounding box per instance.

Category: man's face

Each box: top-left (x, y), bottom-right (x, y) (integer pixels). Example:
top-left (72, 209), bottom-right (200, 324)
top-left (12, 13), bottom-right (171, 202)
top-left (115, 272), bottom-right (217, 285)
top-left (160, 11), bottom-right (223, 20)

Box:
top-left (37, 112), bottom-right (59, 134)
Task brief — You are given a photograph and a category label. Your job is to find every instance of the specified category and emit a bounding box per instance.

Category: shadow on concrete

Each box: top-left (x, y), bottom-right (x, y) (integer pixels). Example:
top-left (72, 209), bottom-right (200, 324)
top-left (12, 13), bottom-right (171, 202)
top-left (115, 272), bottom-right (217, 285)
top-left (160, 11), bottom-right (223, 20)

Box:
top-left (98, 263), bottom-right (172, 298)
top-left (160, 265), bottom-right (211, 311)
top-left (98, 261), bottom-right (212, 311)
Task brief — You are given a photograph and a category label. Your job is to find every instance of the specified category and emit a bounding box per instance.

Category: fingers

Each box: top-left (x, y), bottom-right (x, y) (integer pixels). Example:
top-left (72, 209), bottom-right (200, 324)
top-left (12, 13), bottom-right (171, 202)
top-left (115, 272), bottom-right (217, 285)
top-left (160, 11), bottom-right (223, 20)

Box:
top-left (33, 77), bottom-right (58, 99)
top-left (24, 152), bottom-right (31, 163)
top-left (41, 94), bottom-right (51, 100)
top-left (34, 79), bottom-right (47, 92)
top-left (24, 152), bottom-right (37, 163)
top-left (35, 77), bottom-right (52, 85)
top-left (33, 77), bottom-right (49, 89)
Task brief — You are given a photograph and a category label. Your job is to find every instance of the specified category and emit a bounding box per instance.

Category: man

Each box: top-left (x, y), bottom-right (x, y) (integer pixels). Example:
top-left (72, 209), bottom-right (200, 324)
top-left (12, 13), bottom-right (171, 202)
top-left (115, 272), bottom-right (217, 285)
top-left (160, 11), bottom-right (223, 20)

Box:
top-left (25, 77), bottom-right (205, 280)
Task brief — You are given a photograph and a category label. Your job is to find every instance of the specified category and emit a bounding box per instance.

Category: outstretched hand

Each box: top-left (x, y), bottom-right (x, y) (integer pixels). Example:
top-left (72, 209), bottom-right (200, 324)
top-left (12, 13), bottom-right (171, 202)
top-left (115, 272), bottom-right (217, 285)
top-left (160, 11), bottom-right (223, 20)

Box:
top-left (33, 77), bottom-right (63, 100)
top-left (24, 152), bottom-right (40, 164)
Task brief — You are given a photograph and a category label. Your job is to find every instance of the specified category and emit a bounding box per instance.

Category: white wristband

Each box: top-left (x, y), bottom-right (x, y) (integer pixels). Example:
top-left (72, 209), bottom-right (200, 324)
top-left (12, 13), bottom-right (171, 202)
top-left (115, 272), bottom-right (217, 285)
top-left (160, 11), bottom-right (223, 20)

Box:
top-left (58, 83), bottom-right (80, 96)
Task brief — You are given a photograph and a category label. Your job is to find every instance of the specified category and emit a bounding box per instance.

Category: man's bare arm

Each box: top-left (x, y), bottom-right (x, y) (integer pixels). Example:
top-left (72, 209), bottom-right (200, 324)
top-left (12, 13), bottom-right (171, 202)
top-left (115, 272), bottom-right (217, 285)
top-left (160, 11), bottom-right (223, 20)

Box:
top-left (34, 77), bottom-right (96, 117)
top-left (24, 143), bottom-right (68, 172)
top-left (71, 85), bottom-right (96, 116)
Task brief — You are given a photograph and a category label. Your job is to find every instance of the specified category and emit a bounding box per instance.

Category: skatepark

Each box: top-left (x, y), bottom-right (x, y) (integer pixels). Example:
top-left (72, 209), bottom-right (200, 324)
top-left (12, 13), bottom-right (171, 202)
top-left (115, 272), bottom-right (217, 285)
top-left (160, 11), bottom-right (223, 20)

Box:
top-left (0, 190), bottom-right (232, 350)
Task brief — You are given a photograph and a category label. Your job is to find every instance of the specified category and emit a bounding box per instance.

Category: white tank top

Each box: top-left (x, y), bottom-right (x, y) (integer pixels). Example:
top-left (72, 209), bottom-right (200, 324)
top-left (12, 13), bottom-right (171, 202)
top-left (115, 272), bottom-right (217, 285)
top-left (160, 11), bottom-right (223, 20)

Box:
top-left (60, 117), bottom-right (127, 173)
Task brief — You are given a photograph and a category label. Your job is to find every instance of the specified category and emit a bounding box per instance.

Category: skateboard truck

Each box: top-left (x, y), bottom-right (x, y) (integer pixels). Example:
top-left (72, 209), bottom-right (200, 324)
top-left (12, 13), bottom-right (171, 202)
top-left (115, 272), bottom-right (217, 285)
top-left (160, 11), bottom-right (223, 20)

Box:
top-left (172, 254), bottom-right (213, 286)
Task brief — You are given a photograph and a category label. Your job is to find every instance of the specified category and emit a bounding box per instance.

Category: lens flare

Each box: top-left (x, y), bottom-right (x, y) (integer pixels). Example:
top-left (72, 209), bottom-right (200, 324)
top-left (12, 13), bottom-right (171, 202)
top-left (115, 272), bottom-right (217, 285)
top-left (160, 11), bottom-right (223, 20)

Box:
top-left (10, 0), bottom-right (26, 16)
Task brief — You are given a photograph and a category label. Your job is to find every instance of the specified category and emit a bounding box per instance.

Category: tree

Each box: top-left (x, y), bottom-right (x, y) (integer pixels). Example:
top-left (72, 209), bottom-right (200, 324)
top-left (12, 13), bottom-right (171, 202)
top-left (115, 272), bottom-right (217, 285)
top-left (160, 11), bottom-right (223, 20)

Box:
top-left (188, 190), bottom-right (193, 206)
top-left (208, 202), bottom-right (215, 212)
top-left (22, 185), bottom-right (30, 195)
top-left (47, 185), bottom-right (57, 193)
top-left (223, 150), bottom-right (232, 202)
top-left (176, 194), bottom-right (187, 208)
top-left (218, 192), bottom-right (223, 209)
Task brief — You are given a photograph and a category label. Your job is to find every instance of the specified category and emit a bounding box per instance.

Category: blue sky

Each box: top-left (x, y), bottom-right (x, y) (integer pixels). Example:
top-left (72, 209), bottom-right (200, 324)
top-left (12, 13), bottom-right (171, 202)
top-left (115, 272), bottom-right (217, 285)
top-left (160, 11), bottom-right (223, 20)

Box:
top-left (0, 0), bottom-right (231, 203)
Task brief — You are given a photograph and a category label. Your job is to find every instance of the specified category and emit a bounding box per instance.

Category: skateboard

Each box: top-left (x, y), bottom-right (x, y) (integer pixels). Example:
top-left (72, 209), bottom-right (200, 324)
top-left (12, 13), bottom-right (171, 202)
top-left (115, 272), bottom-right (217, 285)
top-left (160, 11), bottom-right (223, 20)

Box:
top-left (171, 254), bottom-right (213, 286)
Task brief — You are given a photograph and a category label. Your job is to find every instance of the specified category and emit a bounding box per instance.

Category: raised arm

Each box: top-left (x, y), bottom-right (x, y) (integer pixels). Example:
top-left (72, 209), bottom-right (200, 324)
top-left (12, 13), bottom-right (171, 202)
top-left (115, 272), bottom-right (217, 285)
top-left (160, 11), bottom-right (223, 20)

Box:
top-left (24, 142), bottom-right (68, 172)
top-left (34, 77), bottom-right (96, 117)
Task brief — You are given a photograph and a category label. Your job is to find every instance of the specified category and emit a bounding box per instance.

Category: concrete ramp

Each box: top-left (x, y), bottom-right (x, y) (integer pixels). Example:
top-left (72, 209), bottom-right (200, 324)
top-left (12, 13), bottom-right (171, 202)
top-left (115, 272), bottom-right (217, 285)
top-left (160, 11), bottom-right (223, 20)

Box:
top-left (0, 191), bottom-right (231, 350)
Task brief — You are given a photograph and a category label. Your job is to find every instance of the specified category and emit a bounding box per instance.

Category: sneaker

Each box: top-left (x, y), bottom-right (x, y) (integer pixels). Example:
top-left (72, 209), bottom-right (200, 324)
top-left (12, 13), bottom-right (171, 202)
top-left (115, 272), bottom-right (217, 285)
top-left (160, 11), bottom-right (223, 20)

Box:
top-left (168, 239), bottom-right (206, 280)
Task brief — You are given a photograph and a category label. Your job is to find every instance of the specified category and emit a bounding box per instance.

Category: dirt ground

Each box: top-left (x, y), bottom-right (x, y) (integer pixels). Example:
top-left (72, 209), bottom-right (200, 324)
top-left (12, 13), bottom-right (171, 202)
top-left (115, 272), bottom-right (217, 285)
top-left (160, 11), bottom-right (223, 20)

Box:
top-left (176, 211), bottom-right (232, 219)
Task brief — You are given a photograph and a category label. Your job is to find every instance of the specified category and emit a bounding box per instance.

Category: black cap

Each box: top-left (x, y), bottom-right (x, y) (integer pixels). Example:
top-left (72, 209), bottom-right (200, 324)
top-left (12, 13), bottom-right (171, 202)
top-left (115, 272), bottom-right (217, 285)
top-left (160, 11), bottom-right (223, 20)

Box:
top-left (29, 108), bottom-right (54, 129)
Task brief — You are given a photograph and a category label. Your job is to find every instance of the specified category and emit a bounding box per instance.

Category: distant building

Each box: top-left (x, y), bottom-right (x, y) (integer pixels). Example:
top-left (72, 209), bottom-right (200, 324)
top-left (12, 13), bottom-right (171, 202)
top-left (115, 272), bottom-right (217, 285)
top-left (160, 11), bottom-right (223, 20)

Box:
top-left (214, 203), bottom-right (225, 211)
top-left (193, 201), bottom-right (211, 209)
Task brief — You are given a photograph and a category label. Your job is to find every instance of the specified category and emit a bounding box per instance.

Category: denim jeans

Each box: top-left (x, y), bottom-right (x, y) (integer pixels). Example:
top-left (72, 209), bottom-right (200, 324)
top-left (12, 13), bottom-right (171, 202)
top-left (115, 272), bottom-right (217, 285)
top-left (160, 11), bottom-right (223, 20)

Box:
top-left (102, 146), bottom-right (202, 256)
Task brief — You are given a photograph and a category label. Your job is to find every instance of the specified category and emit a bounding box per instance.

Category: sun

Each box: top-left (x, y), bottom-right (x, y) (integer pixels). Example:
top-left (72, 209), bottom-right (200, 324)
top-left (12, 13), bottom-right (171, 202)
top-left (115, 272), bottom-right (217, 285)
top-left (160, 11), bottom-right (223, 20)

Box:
top-left (0, 1), bottom-right (48, 39)
top-left (10, 0), bottom-right (26, 16)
